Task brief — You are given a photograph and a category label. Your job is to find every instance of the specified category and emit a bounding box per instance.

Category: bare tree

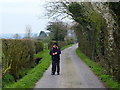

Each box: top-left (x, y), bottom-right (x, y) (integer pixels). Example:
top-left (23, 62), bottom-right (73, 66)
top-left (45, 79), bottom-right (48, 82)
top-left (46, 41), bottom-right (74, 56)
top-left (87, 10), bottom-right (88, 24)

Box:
top-left (45, 1), bottom-right (72, 20)
top-left (25, 25), bottom-right (32, 39)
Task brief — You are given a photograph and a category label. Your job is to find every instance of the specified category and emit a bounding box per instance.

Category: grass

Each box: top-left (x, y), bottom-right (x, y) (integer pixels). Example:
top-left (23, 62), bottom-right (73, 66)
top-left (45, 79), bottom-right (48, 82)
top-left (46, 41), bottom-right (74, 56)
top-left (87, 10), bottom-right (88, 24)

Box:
top-left (4, 44), bottom-right (73, 88)
top-left (76, 48), bottom-right (120, 89)
top-left (61, 44), bottom-right (74, 50)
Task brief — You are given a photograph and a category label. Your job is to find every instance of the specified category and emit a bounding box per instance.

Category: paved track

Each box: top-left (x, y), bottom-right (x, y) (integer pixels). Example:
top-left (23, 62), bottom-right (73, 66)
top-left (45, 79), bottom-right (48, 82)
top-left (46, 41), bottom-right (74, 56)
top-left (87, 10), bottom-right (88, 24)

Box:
top-left (35, 44), bottom-right (105, 88)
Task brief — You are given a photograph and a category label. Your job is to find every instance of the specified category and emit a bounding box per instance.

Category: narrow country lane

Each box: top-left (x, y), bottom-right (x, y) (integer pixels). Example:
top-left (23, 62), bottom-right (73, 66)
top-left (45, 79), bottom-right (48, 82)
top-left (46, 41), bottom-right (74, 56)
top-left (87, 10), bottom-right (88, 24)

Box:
top-left (34, 44), bottom-right (106, 88)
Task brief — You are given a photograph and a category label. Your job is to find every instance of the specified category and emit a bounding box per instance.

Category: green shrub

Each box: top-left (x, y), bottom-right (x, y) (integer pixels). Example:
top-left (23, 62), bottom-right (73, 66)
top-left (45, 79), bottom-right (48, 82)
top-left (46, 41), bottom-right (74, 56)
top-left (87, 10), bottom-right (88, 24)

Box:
top-left (65, 37), bottom-right (76, 45)
top-left (2, 39), bottom-right (35, 85)
top-left (34, 40), bottom-right (44, 53)
top-left (58, 41), bottom-right (68, 48)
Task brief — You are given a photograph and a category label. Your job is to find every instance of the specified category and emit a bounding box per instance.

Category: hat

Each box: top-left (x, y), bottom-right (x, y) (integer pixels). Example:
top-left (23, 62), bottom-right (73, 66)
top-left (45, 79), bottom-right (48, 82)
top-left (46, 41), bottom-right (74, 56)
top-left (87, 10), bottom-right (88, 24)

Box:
top-left (53, 43), bottom-right (58, 46)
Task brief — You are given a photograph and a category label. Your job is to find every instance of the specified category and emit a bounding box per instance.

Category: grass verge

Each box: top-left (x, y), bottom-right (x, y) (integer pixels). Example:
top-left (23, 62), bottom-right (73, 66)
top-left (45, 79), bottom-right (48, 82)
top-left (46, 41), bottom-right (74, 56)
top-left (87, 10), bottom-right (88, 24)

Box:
top-left (76, 48), bottom-right (120, 89)
top-left (4, 44), bottom-right (73, 88)
top-left (61, 44), bottom-right (74, 50)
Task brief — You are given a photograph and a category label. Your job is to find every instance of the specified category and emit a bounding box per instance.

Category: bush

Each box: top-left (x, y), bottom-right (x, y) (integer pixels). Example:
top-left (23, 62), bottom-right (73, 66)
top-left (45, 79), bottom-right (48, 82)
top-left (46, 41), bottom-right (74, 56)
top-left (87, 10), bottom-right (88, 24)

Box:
top-left (2, 39), bottom-right (36, 84)
top-left (34, 40), bottom-right (44, 53)
top-left (48, 41), bottom-right (56, 49)
top-left (58, 41), bottom-right (68, 48)
top-left (65, 37), bottom-right (76, 45)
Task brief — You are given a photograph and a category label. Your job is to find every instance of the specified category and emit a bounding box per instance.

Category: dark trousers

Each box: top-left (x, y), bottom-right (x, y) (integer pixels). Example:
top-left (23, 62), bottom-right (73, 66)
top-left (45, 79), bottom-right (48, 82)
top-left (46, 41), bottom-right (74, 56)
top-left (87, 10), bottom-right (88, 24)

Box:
top-left (52, 60), bottom-right (60, 74)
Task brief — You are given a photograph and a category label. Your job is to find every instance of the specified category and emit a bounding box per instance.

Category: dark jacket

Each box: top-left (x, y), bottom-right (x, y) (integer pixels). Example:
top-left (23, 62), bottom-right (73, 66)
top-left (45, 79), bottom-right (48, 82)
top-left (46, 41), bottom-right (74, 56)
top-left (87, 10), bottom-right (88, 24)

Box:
top-left (50, 47), bottom-right (61, 61)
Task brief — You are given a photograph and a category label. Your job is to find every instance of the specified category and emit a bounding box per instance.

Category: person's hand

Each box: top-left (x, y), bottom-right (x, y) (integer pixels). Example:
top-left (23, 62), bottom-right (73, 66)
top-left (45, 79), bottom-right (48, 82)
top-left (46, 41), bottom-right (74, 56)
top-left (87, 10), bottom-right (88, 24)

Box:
top-left (55, 52), bottom-right (57, 55)
top-left (53, 53), bottom-right (55, 55)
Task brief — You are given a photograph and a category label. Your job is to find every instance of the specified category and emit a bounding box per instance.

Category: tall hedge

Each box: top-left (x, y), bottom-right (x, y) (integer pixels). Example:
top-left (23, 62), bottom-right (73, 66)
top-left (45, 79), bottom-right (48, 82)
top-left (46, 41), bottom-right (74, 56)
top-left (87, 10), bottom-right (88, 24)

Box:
top-left (67, 2), bottom-right (120, 82)
top-left (2, 39), bottom-right (44, 81)
top-left (34, 40), bottom-right (44, 53)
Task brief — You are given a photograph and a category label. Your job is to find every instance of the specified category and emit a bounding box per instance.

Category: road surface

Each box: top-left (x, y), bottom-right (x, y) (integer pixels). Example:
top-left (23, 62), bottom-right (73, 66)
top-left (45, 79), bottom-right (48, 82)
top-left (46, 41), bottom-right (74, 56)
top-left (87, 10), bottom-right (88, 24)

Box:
top-left (34, 44), bottom-right (105, 88)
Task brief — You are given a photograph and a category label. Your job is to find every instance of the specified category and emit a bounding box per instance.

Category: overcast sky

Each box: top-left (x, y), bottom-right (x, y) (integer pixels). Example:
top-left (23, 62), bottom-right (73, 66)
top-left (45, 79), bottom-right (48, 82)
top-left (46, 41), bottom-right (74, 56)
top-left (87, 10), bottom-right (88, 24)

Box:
top-left (0, 0), bottom-right (52, 34)
top-left (0, 0), bottom-right (118, 34)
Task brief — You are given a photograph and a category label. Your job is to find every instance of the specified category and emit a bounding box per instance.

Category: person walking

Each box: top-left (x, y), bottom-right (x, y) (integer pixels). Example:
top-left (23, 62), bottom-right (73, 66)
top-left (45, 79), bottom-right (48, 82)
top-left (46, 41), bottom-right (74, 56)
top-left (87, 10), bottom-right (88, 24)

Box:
top-left (50, 43), bottom-right (61, 75)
